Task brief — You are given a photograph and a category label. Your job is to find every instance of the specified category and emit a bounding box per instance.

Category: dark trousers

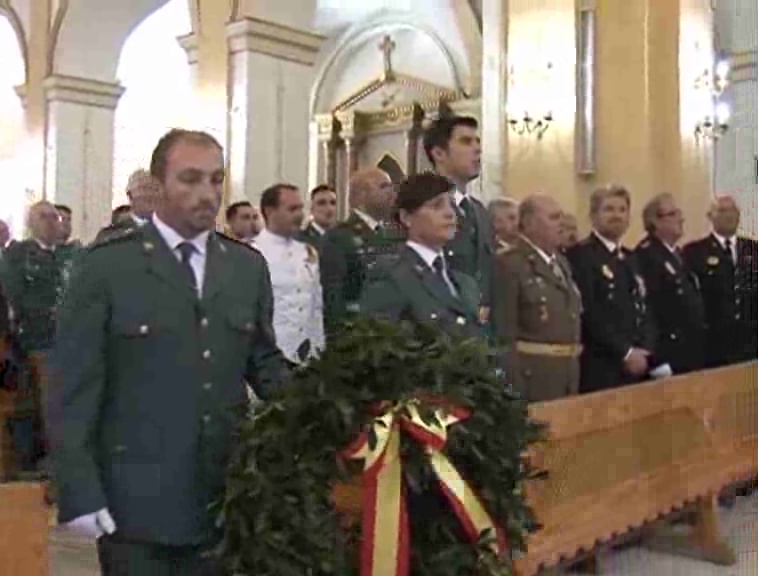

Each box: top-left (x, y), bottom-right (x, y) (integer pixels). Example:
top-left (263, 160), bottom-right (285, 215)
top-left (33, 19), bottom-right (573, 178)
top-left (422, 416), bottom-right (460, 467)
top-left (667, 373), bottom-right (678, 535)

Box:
top-left (97, 534), bottom-right (224, 576)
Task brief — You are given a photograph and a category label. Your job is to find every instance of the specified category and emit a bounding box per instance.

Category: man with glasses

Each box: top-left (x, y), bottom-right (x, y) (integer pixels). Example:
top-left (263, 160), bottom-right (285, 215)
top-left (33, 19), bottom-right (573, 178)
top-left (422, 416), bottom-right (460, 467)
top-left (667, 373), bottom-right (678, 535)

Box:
top-left (300, 184), bottom-right (338, 249)
top-left (320, 168), bottom-right (403, 335)
top-left (635, 194), bottom-right (706, 374)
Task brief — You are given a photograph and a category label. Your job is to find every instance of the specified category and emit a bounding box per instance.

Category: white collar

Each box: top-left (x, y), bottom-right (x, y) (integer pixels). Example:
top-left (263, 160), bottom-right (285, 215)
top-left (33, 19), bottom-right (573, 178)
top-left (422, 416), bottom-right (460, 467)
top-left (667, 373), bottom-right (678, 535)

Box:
top-left (132, 214), bottom-right (148, 227)
top-left (353, 209), bottom-right (380, 231)
top-left (34, 238), bottom-right (55, 252)
top-left (152, 213), bottom-right (208, 255)
top-left (310, 221), bottom-right (326, 235)
top-left (406, 240), bottom-right (444, 270)
top-left (712, 232), bottom-right (736, 248)
top-left (593, 230), bottom-right (621, 253)
top-left (256, 228), bottom-right (295, 246)
top-left (521, 235), bottom-right (555, 265)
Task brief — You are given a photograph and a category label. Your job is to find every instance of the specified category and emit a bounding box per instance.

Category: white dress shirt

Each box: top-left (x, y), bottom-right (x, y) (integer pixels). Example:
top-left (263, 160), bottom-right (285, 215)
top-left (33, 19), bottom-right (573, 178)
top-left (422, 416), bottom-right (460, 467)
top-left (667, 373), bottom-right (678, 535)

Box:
top-left (407, 240), bottom-right (458, 297)
top-left (353, 209), bottom-right (380, 231)
top-left (253, 229), bottom-right (324, 364)
top-left (152, 214), bottom-right (209, 296)
top-left (592, 230), bottom-right (621, 254)
top-left (712, 232), bottom-right (737, 263)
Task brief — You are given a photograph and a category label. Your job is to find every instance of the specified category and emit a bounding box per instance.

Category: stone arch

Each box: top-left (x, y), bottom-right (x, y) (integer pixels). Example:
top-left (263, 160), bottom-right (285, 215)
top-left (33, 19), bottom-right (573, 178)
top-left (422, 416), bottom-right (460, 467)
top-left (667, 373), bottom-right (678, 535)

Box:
top-left (112, 0), bottom-right (192, 203)
top-left (53, 0), bottom-right (174, 81)
top-left (310, 9), bottom-right (473, 116)
top-left (0, 4), bottom-right (27, 81)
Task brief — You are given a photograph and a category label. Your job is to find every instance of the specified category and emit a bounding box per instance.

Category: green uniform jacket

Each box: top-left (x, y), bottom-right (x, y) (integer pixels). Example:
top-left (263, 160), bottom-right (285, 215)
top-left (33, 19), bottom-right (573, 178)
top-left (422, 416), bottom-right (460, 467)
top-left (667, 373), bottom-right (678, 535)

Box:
top-left (360, 245), bottom-right (484, 339)
top-left (49, 223), bottom-right (287, 546)
top-left (93, 217), bottom-right (140, 244)
top-left (0, 239), bottom-right (66, 353)
top-left (491, 239), bottom-right (582, 402)
top-left (446, 195), bottom-right (495, 307)
top-left (320, 212), bottom-right (405, 333)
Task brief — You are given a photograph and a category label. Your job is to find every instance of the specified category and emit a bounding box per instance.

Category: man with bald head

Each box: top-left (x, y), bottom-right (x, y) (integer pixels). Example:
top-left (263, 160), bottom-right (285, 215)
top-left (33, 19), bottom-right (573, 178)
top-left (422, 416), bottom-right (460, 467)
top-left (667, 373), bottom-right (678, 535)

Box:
top-left (0, 201), bottom-right (67, 473)
top-left (683, 196), bottom-right (757, 367)
top-left (491, 195), bottom-right (582, 401)
top-left (319, 167), bottom-right (403, 333)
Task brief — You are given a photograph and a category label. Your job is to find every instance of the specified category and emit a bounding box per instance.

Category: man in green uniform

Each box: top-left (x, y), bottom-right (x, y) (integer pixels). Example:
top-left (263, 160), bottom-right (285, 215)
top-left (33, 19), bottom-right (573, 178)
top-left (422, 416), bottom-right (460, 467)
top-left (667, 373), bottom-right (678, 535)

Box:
top-left (423, 116), bottom-right (494, 325)
top-left (0, 200), bottom-right (66, 470)
top-left (492, 195), bottom-right (583, 402)
top-left (94, 169), bottom-right (159, 242)
top-left (319, 167), bottom-right (404, 334)
top-left (49, 129), bottom-right (287, 575)
top-left (361, 172), bottom-right (483, 339)
top-left (299, 184), bottom-right (338, 249)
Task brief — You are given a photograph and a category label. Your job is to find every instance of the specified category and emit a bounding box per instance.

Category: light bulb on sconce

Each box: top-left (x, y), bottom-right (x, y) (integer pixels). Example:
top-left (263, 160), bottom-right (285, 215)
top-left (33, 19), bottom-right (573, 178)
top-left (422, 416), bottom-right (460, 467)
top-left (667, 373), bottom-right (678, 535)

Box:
top-left (506, 61), bottom-right (555, 139)
top-left (693, 55), bottom-right (731, 141)
top-left (507, 110), bottom-right (554, 138)
top-left (695, 102), bottom-right (730, 141)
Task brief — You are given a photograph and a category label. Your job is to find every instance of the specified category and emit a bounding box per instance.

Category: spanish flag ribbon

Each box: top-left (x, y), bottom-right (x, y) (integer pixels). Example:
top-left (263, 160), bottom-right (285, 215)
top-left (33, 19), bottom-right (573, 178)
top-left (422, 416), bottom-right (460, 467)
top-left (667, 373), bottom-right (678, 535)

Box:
top-left (343, 400), bottom-right (507, 576)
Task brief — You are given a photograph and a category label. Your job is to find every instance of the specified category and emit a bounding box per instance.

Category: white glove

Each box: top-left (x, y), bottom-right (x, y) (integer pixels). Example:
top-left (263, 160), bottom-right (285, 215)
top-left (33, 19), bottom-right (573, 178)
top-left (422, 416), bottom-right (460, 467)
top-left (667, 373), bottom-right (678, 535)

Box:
top-left (64, 508), bottom-right (117, 539)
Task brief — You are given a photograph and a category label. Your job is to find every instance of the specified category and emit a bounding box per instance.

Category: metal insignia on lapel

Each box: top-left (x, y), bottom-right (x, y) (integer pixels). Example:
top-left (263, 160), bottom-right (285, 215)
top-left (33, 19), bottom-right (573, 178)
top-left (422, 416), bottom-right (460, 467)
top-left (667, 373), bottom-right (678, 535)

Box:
top-left (414, 264), bottom-right (424, 273)
top-left (219, 242), bottom-right (227, 253)
top-left (707, 256), bottom-right (719, 266)
top-left (602, 264), bottom-right (614, 279)
top-left (665, 261), bottom-right (676, 275)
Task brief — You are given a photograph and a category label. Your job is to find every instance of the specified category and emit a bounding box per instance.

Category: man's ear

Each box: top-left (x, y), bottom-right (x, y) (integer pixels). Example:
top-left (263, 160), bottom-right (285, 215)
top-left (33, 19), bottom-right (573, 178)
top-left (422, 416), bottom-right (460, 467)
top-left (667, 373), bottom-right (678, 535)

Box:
top-left (398, 209), bottom-right (411, 229)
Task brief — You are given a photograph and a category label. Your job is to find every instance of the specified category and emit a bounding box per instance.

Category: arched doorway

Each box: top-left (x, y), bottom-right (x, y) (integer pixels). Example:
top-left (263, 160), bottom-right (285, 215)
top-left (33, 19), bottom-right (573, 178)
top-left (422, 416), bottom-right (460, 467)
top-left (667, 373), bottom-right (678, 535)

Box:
top-left (112, 0), bottom-right (192, 208)
top-left (0, 12), bottom-right (27, 238)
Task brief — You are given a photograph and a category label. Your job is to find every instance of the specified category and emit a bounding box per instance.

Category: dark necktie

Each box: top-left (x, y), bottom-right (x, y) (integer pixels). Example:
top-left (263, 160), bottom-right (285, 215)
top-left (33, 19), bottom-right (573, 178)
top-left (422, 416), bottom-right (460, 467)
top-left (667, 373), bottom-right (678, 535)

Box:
top-left (177, 242), bottom-right (197, 291)
top-left (458, 196), bottom-right (472, 219)
top-left (550, 257), bottom-right (567, 285)
top-left (433, 256), bottom-right (458, 297)
top-left (724, 238), bottom-right (734, 264)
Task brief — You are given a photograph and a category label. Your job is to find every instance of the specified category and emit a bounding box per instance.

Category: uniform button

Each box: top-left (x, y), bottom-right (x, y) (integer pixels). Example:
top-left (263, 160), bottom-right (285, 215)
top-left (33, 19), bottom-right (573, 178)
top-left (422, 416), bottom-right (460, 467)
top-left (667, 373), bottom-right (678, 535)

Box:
top-left (139, 325), bottom-right (149, 335)
top-left (570, 313), bottom-right (577, 320)
top-left (203, 382), bottom-right (213, 391)
top-left (200, 318), bottom-right (209, 328)
top-left (202, 414), bottom-right (211, 424)
top-left (245, 322), bottom-right (253, 331)
top-left (735, 314), bottom-right (741, 320)
top-left (203, 350), bottom-right (212, 359)
top-left (430, 313), bottom-right (438, 320)
top-left (670, 333), bottom-right (678, 340)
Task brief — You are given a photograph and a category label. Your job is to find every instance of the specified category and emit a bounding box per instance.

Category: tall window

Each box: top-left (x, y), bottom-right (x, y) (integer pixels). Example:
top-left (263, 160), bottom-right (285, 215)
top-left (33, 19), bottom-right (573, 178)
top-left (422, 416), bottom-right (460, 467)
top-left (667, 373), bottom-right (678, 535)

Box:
top-left (0, 14), bottom-right (27, 237)
top-left (112, 0), bottom-right (191, 207)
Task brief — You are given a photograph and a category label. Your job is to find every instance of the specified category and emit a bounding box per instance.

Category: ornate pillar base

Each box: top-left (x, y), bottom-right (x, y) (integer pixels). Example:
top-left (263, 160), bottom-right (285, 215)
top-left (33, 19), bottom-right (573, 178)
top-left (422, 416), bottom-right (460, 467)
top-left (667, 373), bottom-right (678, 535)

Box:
top-left (43, 75), bottom-right (124, 241)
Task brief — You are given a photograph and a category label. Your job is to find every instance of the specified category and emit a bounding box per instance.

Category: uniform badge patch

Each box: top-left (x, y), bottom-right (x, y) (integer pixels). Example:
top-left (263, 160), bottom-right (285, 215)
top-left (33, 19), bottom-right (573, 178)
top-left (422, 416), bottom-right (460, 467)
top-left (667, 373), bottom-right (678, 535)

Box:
top-left (707, 256), bottom-right (719, 266)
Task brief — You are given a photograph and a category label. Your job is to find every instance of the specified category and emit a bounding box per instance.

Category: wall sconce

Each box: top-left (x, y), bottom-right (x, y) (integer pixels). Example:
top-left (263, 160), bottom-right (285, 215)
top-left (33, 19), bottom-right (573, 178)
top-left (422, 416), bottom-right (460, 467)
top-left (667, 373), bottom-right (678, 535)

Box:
top-left (695, 102), bottom-right (730, 140)
top-left (506, 61), bottom-right (555, 139)
top-left (508, 111), bottom-right (554, 138)
top-left (694, 58), bottom-right (730, 141)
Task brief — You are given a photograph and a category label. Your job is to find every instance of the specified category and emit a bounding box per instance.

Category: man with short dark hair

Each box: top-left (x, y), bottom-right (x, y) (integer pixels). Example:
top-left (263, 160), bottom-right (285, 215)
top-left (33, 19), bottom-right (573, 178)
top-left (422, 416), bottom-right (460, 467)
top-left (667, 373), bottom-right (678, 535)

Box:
top-left (683, 195), bottom-right (757, 367)
top-left (423, 116), bottom-right (494, 324)
top-left (301, 184), bottom-right (338, 248)
top-left (254, 184), bottom-right (324, 365)
top-left (361, 172), bottom-right (483, 338)
top-left (635, 194), bottom-right (706, 374)
top-left (50, 128), bottom-right (287, 575)
top-left (567, 185), bottom-right (658, 393)
top-left (492, 195), bottom-right (582, 401)
top-left (225, 200), bottom-right (262, 244)
top-left (110, 205), bottom-right (133, 226)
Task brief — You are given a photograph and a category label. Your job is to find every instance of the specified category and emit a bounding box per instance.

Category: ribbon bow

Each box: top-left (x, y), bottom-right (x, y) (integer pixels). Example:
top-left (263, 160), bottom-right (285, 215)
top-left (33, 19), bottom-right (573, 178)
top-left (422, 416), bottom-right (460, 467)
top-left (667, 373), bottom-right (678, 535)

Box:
top-left (343, 401), bottom-right (507, 576)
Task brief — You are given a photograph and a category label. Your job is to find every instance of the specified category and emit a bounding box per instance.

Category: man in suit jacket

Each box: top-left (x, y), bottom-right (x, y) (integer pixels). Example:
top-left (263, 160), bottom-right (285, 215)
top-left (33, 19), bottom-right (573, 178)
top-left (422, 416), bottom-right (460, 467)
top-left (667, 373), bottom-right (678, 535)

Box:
top-left (683, 195), bottom-right (757, 367)
top-left (492, 195), bottom-right (582, 402)
top-left (361, 172), bottom-right (483, 339)
top-left (50, 129), bottom-right (287, 575)
top-left (567, 185), bottom-right (657, 393)
top-left (300, 184), bottom-right (338, 249)
top-left (319, 168), bottom-right (404, 334)
top-left (94, 169), bottom-right (159, 243)
top-left (423, 116), bottom-right (495, 323)
top-left (635, 194), bottom-right (706, 374)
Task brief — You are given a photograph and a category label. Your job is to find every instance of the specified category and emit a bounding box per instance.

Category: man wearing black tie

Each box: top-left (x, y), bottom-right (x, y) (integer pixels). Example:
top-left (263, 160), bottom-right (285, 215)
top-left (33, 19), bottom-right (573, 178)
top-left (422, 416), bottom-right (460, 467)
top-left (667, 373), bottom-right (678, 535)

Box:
top-left (635, 194), bottom-right (706, 374)
top-left (683, 195), bottom-right (757, 367)
top-left (423, 116), bottom-right (494, 325)
top-left (567, 185), bottom-right (658, 393)
top-left (360, 172), bottom-right (483, 339)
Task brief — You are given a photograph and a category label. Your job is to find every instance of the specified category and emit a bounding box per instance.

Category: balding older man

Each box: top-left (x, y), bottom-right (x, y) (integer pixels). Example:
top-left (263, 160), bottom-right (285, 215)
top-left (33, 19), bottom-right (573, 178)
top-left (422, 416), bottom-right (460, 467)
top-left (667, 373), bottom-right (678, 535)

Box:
top-left (683, 196), bottom-right (757, 367)
top-left (492, 195), bottom-right (582, 401)
top-left (319, 168), bottom-right (403, 333)
top-left (95, 169), bottom-right (159, 243)
top-left (0, 201), bottom-right (67, 472)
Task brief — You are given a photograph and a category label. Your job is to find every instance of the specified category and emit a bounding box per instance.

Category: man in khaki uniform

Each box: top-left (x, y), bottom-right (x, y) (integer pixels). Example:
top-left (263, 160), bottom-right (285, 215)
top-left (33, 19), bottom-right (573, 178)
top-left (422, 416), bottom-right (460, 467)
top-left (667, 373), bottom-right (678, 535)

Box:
top-left (492, 195), bottom-right (582, 402)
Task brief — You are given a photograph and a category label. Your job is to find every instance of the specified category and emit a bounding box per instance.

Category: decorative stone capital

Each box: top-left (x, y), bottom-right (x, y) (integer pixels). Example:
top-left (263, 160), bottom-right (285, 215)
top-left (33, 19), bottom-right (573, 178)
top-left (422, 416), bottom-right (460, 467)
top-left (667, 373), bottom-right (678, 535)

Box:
top-left (43, 75), bottom-right (125, 109)
top-left (177, 33), bottom-right (199, 66)
top-left (13, 84), bottom-right (28, 109)
top-left (226, 18), bottom-right (324, 66)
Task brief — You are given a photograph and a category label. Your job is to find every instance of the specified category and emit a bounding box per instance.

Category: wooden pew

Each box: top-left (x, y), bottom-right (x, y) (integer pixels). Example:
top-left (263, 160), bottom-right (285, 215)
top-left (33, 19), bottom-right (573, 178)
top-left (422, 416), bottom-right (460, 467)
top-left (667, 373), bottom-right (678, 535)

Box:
top-left (515, 361), bottom-right (757, 575)
top-left (0, 482), bottom-right (49, 576)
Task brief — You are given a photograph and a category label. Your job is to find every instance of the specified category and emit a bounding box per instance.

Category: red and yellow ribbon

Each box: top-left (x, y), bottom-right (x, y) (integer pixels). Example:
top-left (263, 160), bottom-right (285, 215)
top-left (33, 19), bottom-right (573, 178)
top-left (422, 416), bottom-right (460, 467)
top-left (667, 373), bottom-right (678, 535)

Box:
top-left (343, 401), bottom-right (507, 576)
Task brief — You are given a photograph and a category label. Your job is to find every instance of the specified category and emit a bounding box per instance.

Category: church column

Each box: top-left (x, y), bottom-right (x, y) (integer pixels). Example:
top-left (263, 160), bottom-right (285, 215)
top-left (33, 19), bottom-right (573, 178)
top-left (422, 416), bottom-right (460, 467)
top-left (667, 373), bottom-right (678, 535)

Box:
top-left (226, 18), bottom-right (324, 204)
top-left (480, 0), bottom-right (508, 202)
top-left (43, 75), bottom-right (125, 242)
top-left (177, 33), bottom-right (200, 87)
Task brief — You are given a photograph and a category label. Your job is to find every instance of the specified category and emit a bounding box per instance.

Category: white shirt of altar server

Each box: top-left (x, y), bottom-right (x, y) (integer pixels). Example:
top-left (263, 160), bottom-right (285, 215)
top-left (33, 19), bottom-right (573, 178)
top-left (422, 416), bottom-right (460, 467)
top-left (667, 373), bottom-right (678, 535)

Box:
top-left (253, 229), bottom-right (324, 364)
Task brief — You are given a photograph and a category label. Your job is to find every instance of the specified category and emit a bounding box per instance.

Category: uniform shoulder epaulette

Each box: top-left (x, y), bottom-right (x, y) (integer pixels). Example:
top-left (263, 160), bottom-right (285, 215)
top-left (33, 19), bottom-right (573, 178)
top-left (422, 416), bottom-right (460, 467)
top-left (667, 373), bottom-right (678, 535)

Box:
top-left (89, 226), bottom-right (139, 250)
